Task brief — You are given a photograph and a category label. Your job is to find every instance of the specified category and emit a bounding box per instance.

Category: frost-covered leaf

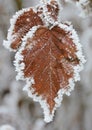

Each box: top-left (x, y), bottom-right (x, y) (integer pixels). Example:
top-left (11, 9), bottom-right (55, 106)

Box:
top-left (3, 0), bottom-right (60, 51)
top-left (3, 7), bottom-right (43, 51)
top-left (14, 23), bottom-right (85, 122)
top-left (3, 0), bottom-right (86, 123)
top-left (41, 0), bottom-right (60, 24)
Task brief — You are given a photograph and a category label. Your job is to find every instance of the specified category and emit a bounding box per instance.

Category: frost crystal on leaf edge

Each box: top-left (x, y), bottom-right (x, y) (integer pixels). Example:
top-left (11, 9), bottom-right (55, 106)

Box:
top-left (14, 26), bottom-right (40, 80)
top-left (57, 22), bottom-right (86, 95)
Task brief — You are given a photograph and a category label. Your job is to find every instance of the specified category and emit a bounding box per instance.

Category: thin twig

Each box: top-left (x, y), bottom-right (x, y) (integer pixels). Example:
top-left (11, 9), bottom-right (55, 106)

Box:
top-left (15, 0), bottom-right (22, 10)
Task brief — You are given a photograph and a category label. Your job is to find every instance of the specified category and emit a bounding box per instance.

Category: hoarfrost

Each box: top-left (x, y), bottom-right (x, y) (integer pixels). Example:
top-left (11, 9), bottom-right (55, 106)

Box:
top-left (14, 26), bottom-right (40, 81)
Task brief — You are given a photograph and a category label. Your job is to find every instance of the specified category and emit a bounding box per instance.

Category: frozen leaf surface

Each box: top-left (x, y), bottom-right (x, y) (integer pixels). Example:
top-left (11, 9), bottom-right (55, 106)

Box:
top-left (3, 0), bottom-right (86, 123)
top-left (3, 7), bottom-right (44, 51)
top-left (3, 0), bottom-right (60, 51)
top-left (14, 23), bottom-right (85, 122)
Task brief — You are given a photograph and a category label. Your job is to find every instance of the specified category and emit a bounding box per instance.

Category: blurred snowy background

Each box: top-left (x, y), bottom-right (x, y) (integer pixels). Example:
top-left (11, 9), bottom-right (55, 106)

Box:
top-left (0, 0), bottom-right (92, 130)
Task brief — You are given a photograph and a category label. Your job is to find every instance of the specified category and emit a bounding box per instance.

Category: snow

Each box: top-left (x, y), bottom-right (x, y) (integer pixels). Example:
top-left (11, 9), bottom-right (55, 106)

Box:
top-left (0, 125), bottom-right (16, 130)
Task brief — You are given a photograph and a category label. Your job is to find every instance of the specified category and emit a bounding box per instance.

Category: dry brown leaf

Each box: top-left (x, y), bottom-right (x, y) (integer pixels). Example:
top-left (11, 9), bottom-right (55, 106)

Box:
top-left (21, 25), bottom-right (79, 112)
top-left (14, 22), bottom-right (85, 122)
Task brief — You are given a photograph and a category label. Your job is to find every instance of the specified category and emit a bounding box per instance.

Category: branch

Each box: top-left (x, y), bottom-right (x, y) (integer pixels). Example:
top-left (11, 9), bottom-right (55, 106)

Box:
top-left (15, 0), bottom-right (22, 10)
